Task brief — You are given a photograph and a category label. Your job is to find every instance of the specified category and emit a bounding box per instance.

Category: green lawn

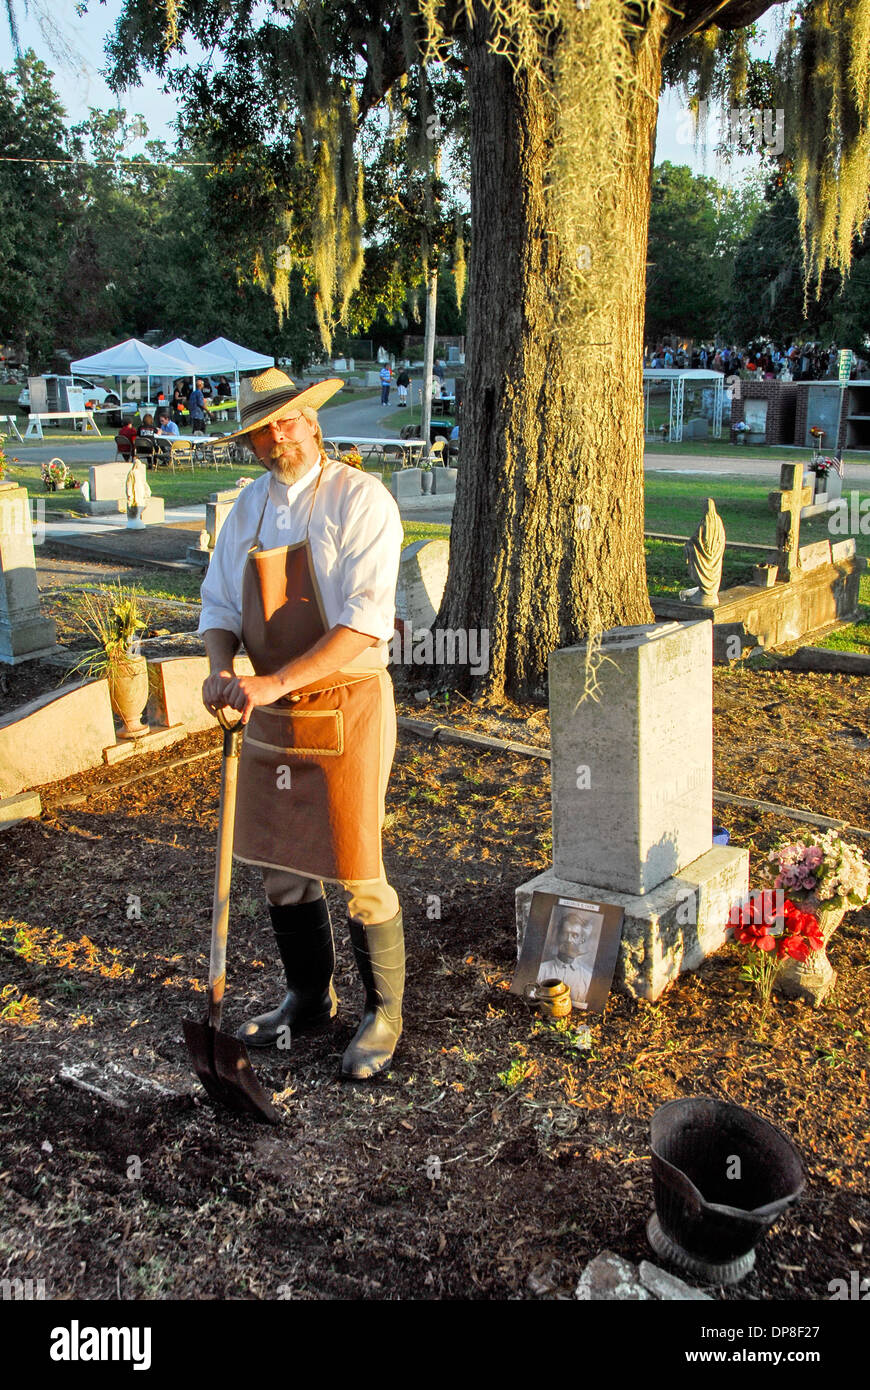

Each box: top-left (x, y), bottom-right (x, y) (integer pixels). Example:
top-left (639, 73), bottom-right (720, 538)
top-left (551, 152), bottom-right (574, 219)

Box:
top-left (645, 473), bottom-right (870, 558)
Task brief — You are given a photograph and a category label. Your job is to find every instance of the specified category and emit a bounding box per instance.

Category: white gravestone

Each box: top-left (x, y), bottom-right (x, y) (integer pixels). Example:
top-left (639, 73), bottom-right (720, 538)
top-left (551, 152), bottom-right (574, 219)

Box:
top-left (188, 488), bottom-right (241, 567)
top-left (85, 461), bottom-right (163, 522)
top-left (206, 488), bottom-right (242, 549)
top-left (516, 622), bottom-right (749, 1001)
top-left (432, 465), bottom-right (458, 497)
top-left (389, 468), bottom-right (424, 501)
top-left (395, 539), bottom-right (449, 632)
top-left (0, 482), bottom-right (57, 664)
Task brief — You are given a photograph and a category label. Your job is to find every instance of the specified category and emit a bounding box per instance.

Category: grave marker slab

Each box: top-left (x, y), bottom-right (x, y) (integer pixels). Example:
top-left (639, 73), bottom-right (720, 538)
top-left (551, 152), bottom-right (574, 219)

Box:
top-left (797, 539), bottom-right (832, 573)
top-left (0, 482), bottom-right (57, 664)
top-left (395, 539), bottom-right (449, 632)
top-left (550, 623), bottom-right (713, 895)
top-left (389, 468), bottom-right (424, 502)
top-left (432, 465), bottom-right (458, 497)
top-left (516, 620), bottom-right (748, 1001)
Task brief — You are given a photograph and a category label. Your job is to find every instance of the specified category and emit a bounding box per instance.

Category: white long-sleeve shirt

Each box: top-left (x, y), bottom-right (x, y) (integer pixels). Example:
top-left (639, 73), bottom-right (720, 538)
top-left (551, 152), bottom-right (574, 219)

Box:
top-left (198, 461), bottom-right (403, 665)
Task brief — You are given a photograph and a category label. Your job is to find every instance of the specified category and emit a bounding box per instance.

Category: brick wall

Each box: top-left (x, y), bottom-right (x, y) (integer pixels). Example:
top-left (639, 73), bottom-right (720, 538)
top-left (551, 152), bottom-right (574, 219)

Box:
top-left (730, 379), bottom-right (799, 445)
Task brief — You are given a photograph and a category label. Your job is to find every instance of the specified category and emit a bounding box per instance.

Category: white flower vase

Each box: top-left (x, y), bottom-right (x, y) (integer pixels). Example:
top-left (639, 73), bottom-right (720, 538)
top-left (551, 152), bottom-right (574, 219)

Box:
top-left (775, 900), bottom-right (847, 1007)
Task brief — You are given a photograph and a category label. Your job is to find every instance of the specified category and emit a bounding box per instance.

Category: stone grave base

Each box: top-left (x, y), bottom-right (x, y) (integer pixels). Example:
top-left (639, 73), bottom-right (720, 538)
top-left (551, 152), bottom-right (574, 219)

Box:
top-left (0, 621), bottom-right (57, 664)
top-left (78, 497), bottom-right (166, 525)
top-left (652, 551), bottom-right (864, 662)
top-left (516, 845), bottom-right (749, 1002)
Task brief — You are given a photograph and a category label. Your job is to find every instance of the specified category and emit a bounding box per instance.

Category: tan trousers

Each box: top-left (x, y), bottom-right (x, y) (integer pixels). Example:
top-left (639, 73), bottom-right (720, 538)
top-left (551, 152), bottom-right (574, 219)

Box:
top-left (262, 670), bottom-right (399, 925)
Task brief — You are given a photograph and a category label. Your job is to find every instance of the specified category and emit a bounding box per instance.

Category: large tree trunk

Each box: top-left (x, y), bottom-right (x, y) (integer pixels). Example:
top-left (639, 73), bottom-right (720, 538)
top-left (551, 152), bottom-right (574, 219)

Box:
top-left (436, 12), bottom-right (664, 703)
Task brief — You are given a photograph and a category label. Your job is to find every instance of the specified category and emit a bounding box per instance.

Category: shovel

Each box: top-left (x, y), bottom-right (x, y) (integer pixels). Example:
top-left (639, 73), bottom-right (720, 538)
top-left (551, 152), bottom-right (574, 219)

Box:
top-left (183, 709), bottom-right (280, 1124)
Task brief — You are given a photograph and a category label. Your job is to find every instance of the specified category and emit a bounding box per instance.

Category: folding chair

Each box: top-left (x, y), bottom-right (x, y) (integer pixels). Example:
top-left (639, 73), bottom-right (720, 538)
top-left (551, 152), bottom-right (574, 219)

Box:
top-left (424, 438), bottom-right (447, 467)
top-left (134, 436), bottom-right (156, 469)
top-left (170, 440), bottom-right (195, 473)
top-left (114, 433), bottom-right (134, 463)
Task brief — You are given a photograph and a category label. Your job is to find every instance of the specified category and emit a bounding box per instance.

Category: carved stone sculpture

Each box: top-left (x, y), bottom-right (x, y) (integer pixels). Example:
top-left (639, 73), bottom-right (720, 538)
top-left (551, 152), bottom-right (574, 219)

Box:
top-left (684, 497), bottom-right (726, 607)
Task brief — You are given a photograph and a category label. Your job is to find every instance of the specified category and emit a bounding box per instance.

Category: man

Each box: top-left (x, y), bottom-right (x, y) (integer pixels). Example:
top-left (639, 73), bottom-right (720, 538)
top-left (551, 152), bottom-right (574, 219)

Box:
top-left (189, 378), bottom-right (207, 435)
top-left (199, 368), bottom-right (405, 1081)
top-left (379, 363), bottom-right (391, 405)
top-left (156, 411), bottom-right (179, 437)
top-left (538, 911), bottom-right (600, 1006)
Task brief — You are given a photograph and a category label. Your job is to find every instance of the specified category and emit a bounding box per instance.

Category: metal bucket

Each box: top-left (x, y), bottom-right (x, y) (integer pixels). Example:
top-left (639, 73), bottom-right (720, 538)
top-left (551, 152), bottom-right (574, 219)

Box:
top-left (648, 1096), bottom-right (805, 1284)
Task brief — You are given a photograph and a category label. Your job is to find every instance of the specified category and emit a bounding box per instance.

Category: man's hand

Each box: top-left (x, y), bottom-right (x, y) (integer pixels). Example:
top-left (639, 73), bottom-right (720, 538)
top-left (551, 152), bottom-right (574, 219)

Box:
top-left (202, 668), bottom-right (236, 715)
top-left (222, 673), bottom-right (290, 724)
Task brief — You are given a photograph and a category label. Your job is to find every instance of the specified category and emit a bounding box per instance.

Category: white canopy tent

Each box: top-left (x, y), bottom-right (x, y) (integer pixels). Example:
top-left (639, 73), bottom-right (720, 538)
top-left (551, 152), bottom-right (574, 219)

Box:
top-left (642, 368), bottom-right (724, 443)
top-left (159, 338), bottom-right (241, 420)
top-left (200, 337), bottom-right (274, 372)
top-left (199, 338), bottom-right (275, 425)
top-left (70, 338), bottom-right (198, 413)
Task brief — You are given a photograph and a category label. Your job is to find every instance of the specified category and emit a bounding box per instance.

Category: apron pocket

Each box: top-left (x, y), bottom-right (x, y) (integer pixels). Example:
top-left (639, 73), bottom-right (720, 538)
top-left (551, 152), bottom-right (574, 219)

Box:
top-left (246, 707), bottom-right (344, 756)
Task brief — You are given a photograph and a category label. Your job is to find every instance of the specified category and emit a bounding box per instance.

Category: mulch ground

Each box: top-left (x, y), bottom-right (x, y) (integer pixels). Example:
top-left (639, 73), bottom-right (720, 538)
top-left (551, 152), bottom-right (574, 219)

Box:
top-left (0, 665), bottom-right (868, 1301)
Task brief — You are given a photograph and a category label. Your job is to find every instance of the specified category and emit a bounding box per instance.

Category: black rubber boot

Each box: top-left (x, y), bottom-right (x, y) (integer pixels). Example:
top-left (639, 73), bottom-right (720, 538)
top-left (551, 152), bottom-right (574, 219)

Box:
top-left (340, 910), bottom-right (404, 1081)
top-left (236, 898), bottom-right (338, 1049)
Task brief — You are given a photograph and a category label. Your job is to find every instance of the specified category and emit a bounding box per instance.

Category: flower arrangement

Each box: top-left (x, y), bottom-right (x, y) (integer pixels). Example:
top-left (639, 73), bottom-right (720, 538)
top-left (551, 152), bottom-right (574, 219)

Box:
top-left (810, 424), bottom-right (825, 439)
top-left (342, 446), bottom-right (364, 470)
top-left (41, 458), bottom-right (68, 491)
top-left (809, 455), bottom-right (843, 478)
top-left (69, 582), bottom-right (152, 679)
top-left (766, 832), bottom-right (870, 912)
top-left (730, 892), bottom-right (825, 1011)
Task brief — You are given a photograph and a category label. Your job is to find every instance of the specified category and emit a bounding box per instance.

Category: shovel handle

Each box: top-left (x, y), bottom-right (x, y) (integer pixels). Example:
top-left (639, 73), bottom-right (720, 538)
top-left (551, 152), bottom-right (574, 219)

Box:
top-left (208, 709), bottom-right (244, 1029)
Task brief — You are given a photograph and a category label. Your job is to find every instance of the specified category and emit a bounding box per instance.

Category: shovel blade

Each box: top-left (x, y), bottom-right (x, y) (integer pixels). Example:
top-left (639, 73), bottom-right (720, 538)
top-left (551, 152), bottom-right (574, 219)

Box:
top-left (183, 1018), bottom-right (280, 1125)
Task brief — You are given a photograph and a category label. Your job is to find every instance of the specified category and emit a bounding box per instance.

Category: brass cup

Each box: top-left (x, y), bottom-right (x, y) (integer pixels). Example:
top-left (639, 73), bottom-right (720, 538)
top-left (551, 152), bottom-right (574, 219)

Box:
top-left (527, 978), bottom-right (572, 1018)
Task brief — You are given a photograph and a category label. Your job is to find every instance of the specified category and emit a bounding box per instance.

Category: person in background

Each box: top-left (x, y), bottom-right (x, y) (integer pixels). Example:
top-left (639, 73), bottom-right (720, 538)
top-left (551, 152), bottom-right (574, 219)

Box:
top-left (156, 410), bottom-right (179, 437)
top-left (433, 359), bottom-right (446, 383)
top-left (188, 378), bottom-right (208, 435)
top-left (396, 368), bottom-right (410, 406)
top-left (201, 378), bottom-right (214, 401)
top-left (217, 376), bottom-right (233, 399)
top-left (118, 418), bottom-right (138, 449)
top-left (138, 413), bottom-right (156, 436)
top-left (379, 362), bottom-right (391, 405)
top-left (171, 383), bottom-right (185, 425)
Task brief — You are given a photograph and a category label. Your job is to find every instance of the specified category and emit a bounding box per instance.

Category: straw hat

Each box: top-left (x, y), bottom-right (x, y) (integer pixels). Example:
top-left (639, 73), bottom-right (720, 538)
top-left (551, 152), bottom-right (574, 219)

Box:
top-left (224, 368), bottom-right (344, 440)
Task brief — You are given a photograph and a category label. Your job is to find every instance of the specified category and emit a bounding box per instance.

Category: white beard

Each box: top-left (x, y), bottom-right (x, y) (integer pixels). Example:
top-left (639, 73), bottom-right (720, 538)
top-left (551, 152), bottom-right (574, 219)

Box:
top-left (269, 443), bottom-right (311, 484)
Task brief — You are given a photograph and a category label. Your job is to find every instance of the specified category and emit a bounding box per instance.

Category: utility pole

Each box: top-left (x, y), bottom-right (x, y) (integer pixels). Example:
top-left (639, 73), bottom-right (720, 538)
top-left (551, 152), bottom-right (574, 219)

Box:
top-left (421, 258), bottom-right (437, 448)
top-left (420, 135), bottom-right (441, 450)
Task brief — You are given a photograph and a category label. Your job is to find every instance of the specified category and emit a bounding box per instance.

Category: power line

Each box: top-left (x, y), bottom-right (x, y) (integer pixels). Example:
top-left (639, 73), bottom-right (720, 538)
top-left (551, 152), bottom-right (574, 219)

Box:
top-left (0, 155), bottom-right (214, 166)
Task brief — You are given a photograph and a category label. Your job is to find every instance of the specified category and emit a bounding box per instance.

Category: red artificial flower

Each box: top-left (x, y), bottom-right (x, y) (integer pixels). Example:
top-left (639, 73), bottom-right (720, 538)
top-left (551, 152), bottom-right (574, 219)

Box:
top-left (777, 935), bottom-right (812, 962)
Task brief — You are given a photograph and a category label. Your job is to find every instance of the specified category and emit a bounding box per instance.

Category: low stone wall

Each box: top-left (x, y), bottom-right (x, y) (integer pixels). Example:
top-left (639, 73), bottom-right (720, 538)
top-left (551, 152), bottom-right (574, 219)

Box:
top-left (0, 679), bottom-right (116, 798)
top-left (653, 554), bottom-right (865, 661)
top-left (0, 653), bottom-right (255, 808)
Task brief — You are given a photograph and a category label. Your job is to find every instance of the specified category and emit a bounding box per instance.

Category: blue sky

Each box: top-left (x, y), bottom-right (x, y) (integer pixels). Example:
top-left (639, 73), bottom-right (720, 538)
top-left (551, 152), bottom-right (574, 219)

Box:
top-left (0, 0), bottom-right (779, 181)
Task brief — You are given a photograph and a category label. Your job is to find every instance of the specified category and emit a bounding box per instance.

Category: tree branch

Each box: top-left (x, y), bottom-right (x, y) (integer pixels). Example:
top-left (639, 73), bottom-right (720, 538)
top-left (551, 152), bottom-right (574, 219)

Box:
top-left (665, 0), bottom-right (792, 48)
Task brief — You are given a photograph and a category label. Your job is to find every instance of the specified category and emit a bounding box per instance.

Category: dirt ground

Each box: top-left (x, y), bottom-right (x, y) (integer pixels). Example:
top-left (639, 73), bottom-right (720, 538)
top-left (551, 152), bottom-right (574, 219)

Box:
top-left (0, 663), bottom-right (868, 1302)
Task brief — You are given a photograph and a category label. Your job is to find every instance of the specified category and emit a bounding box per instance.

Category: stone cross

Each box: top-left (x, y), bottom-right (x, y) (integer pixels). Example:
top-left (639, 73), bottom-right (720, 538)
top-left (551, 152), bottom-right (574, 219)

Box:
top-left (775, 463), bottom-right (813, 581)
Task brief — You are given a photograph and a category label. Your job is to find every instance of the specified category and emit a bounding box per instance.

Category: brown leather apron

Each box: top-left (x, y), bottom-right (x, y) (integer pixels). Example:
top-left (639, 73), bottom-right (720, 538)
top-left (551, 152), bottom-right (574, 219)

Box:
top-left (232, 464), bottom-right (387, 883)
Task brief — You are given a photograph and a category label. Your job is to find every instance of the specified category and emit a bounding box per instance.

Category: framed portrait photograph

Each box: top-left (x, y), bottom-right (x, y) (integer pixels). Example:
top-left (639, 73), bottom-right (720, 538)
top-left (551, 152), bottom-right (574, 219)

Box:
top-left (511, 892), bottom-right (625, 1014)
